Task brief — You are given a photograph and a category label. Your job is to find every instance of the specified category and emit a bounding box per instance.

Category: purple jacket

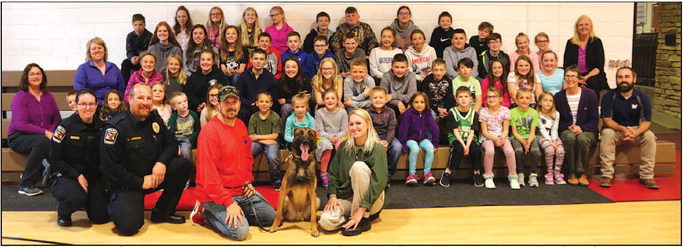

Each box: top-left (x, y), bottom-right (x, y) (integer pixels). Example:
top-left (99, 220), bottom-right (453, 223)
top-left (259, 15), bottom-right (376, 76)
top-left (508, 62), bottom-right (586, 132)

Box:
top-left (554, 88), bottom-right (599, 133)
top-left (397, 107), bottom-right (440, 151)
top-left (124, 69), bottom-right (165, 102)
top-left (74, 60), bottom-right (126, 105)
top-left (8, 90), bottom-right (61, 137)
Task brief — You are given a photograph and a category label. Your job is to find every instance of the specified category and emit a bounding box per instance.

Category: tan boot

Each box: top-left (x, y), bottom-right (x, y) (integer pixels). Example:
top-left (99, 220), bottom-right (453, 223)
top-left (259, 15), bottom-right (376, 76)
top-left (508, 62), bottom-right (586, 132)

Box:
top-left (567, 174), bottom-right (579, 185)
top-left (639, 178), bottom-right (659, 190)
top-left (599, 177), bottom-right (612, 188)
top-left (578, 174), bottom-right (589, 186)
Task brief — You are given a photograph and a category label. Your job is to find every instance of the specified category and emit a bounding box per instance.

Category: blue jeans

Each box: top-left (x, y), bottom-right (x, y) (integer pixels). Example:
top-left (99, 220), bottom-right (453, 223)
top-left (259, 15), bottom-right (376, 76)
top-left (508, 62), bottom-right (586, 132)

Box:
top-left (201, 192), bottom-right (275, 241)
top-left (177, 137), bottom-right (192, 161)
top-left (380, 136), bottom-right (402, 177)
top-left (251, 141), bottom-right (282, 183)
top-left (406, 139), bottom-right (435, 174)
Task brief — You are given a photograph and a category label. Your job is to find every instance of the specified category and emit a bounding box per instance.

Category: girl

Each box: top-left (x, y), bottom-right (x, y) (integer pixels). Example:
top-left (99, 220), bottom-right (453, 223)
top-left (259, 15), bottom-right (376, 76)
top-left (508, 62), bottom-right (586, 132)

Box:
top-left (148, 21), bottom-right (182, 73)
top-left (311, 58), bottom-right (344, 109)
top-left (369, 26), bottom-right (402, 83)
top-left (391, 6), bottom-right (420, 50)
top-left (124, 52), bottom-right (164, 102)
top-left (275, 57), bottom-right (312, 122)
top-left (265, 6), bottom-right (294, 53)
top-left (205, 6), bottom-right (225, 49)
top-left (151, 81), bottom-right (172, 126)
top-left (315, 89), bottom-right (349, 188)
top-left (185, 24), bottom-right (219, 76)
top-left (100, 89), bottom-right (127, 122)
top-left (164, 54), bottom-right (187, 97)
top-left (219, 25), bottom-right (249, 84)
top-left (478, 87), bottom-right (519, 189)
top-left (429, 11), bottom-right (455, 58)
top-left (398, 92), bottom-right (439, 185)
top-left (536, 92), bottom-right (566, 185)
top-left (404, 29), bottom-right (437, 82)
top-left (508, 55), bottom-right (542, 107)
top-left (173, 6), bottom-right (193, 53)
top-left (240, 7), bottom-right (262, 52)
top-left (200, 84), bottom-right (222, 128)
top-left (509, 32), bottom-right (540, 72)
top-left (481, 60), bottom-right (511, 108)
top-left (534, 32), bottom-right (551, 59)
top-left (283, 93), bottom-right (316, 144)
top-left (537, 51), bottom-right (565, 95)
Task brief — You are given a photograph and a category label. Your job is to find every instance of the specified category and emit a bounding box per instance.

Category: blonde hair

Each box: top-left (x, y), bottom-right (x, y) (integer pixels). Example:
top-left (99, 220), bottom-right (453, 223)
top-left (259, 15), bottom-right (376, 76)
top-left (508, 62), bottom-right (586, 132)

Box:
top-left (205, 84), bottom-right (223, 121)
top-left (240, 7), bottom-right (262, 48)
top-left (170, 91), bottom-right (187, 105)
top-left (514, 55), bottom-right (537, 85)
top-left (343, 109), bottom-right (382, 154)
top-left (516, 87), bottom-right (534, 99)
top-left (536, 91), bottom-right (557, 119)
top-left (570, 15), bottom-right (597, 46)
top-left (312, 58), bottom-right (342, 93)
top-left (151, 81), bottom-right (168, 105)
top-left (270, 6), bottom-right (287, 23)
top-left (206, 6), bottom-right (226, 31)
top-left (291, 92), bottom-right (310, 109)
top-left (165, 55), bottom-right (187, 85)
top-left (85, 37), bottom-right (108, 61)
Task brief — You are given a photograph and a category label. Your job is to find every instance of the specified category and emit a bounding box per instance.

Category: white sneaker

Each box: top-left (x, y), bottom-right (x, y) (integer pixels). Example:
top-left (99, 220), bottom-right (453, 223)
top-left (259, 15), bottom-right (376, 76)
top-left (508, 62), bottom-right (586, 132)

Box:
top-left (517, 173), bottom-right (525, 187)
top-left (509, 176), bottom-right (521, 190)
top-left (484, 178), bottom-right (496, 189)
top-left (528, 173), bottom-right (539, 187)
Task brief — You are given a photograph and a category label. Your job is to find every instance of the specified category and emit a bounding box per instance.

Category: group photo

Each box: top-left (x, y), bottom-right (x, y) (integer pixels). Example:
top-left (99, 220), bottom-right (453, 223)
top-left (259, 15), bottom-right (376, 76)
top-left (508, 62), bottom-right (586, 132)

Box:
top-left (1, 2), bottom-right (680, 245)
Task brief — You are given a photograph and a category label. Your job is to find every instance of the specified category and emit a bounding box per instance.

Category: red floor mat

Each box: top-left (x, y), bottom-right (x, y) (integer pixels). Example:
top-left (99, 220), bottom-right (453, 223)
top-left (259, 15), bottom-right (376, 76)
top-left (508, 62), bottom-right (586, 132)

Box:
top-left (144, 186), bottom-right (279, 211)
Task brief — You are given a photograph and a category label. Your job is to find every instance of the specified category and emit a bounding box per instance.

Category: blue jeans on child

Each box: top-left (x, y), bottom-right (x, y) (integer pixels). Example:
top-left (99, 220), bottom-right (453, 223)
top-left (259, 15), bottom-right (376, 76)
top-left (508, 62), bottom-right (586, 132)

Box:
top-left (380, 135), bottom-right (402, 177)
top-left (177, 137), bottom-right (193, 161)
top-left (406, 139), bottom-right (434, 174)
top-left (251, 142), bottom-right (282, 183)
top-left (201, 192), bottom-right (275, 241)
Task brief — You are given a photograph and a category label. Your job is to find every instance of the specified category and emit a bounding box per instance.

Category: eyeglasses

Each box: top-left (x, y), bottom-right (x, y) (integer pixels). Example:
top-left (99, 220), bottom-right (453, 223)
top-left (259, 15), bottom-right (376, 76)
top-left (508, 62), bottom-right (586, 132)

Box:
top-left (269, 13), bottom-right (280, 18)
top-left (564, 75), bottom-right (578, 79)
top-left (536, 40), bottom-right (549, 43)
top-left (209, 94), bottom-right (219, 98)
top-left (321, 67), bottom-right (334, 71)
top-left (398, 12), bottom-right (411, 16)
top-left (78, 103), bottom-right (97, 108)
top-left (210, 13), bottom-right (221, 16)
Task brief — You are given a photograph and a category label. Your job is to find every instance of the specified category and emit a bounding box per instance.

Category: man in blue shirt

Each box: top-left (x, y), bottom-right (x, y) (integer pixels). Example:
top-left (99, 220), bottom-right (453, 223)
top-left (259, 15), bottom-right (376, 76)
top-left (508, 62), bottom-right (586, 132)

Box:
top-left (599, 67), bottom-right (658, 189)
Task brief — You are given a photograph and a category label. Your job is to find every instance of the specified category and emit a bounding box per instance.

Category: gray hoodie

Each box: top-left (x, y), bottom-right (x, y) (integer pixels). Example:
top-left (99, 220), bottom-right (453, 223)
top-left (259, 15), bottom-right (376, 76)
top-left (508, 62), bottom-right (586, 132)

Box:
top-left (391, 19), bottom-right (419, 50)
top-left (404, 45), bottom-right (437, 81)
top-left (443, 45), bottom-right (479, 79)
top-left (148, 42), bottom-right (182, 73)
top-left (380, 70), bottom-right (417, 107)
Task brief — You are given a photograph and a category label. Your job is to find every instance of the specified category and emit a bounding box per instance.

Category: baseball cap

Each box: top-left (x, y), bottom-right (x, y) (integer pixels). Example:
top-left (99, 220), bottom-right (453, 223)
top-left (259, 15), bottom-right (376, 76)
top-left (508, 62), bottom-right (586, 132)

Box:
top-left (218, 85), bottom-right (240, 102)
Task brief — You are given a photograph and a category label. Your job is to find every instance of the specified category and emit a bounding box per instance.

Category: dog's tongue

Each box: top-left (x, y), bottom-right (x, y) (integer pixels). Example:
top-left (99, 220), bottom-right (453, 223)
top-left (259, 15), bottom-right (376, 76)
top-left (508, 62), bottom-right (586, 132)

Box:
top-left (300, 144), bottom-right (310, 161)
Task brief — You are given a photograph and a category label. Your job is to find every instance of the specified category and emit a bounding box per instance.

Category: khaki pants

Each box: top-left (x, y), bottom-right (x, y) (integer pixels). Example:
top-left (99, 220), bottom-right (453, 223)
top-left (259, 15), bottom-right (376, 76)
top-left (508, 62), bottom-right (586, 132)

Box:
top-left (318, 162), bottom-right (384, 231)
top-left (599, 126), bottom-right (657, 179)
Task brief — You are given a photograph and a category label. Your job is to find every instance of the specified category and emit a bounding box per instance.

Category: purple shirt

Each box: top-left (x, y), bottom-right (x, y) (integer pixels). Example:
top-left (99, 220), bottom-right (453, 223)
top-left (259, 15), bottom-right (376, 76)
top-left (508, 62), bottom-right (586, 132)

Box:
top-left (8, 90), bottom-right (61, 137)
top-left (578, 47), bottom-right (588, 74)
top-left (265, 23), bottom-right (294, 53)
top-left (74, 60), bottom-right (126, 105)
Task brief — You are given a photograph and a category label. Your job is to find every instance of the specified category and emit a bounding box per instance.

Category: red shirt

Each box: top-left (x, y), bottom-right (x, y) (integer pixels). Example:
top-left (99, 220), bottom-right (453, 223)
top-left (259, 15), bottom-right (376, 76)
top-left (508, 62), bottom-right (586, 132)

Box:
top-left (195, 116), bottom-right (254, 207)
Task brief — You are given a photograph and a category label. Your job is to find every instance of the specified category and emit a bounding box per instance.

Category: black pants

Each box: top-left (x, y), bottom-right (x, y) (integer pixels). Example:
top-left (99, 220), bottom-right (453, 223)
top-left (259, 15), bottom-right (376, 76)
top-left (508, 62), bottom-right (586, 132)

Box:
top-left (447, 141), bottom-right (482, 171)
top-left (584, 73), bottom-right (607, 96)
top-left (120, 59), bottom-right (140, 83)
top-left (238, 105), bottom-right (258, 126)
top-left (52, 176), bottom-right (110, 223)
top-left (7, 132), bottom-right (49, 187)
top-left (108, 157), bottom-right (191, 236)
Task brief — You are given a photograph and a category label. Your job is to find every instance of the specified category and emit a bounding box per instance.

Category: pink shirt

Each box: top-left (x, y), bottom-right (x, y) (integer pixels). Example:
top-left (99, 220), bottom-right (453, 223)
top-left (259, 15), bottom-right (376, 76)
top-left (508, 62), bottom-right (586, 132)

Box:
top-left (481, 77), bottom-right (511, 108)
top-left (478, 106), bottom-right (511, 142)
top-left (265, 23), bottom-right (294, 53)
top-left (509, 50), bottom-right (540, 72)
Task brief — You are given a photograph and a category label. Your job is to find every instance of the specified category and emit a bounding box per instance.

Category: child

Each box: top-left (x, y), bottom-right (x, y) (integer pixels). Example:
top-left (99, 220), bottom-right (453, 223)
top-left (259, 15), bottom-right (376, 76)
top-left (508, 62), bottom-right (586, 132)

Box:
top-left (380, 53), bottom-right (417, 116)
top-left (452, 57), bottom-right (483, 112)
top-left (369, 26), bottom-right (403, 85)
top-left (205, 6), bottom-right (226, 49)
top-left (265, 6), bottom-right (294, 53)
top-left (200, 84), bottom-right (222, 127)
top-left (185, 25), bottom-right (219, 76)
top-left (479, 87), bottom-right (518, 189)
top-left (429, 11), bottom-right (455, 58)
top-left (284, 93), bottom-right (316, 144)
top-left (100, 89), bottom-right (126, 122)
top-left (405, 29), bottom-right (437, 82)
top-left (391, 6), bottom-right (420, 50)
top-left (304, 11), bottom-right (332, 53)
top-left (250, 32), bottom-right (282, 79)
top-left (534, 32), bottom-right (551, 59)
top-left (311, 58), bottom-right (344, 109)
top-left (335, 33), bottom-right (366, 78)
top-left (510, 88), bottom-right (542, 187)
top-left (66, 90), bottom-right (78, 111)
top-left (248, 91), bottom-right (283, 190)
top-left (239, 7), bottom-right (263, 52)
top-left (398, 92), bottom-right (439, 185)
top-left (315, 89), bottom-right (348, 188)
top-left (303, 35), bottom-right (336, 79)
top-left (508, 55), bottom-right (543, 107)
top-left (420, 58), bottom-right (454, 121)
top-left (444, 28), bottom-right (479, 79)
top-left (481, 59), bottom-right (511, 108)
top-left (121, 13), bottom-right (153, 83)
top-left (343, 58), bottom-right (373, 110)
top-left (275, 57), bottom-right (313, 121)
top-left (509, 32), bottom-right (540, 72)
top-left (151, 81), bottom-right (172, 126)
top-left (173, 6), bottom-right (193, 53)
top-left (168, 92), bottom-right (200, 163)
top-left (440, 86), bottom-right (483, 188)
top-left (165, 54), bottom-right (188, 97)
top-left (368, 87), bottom-right (402, 184)
top-left (281, 31), bottom-right (307, 64)
top-left (469, 21), bottom-right (493, 56)
top-left (124, 52), bottom-right (165, 102)
top-left (536, 92), bottom-right (566, 185)
top-left (478, 32), bottom-right (510, 78)
top-left (147, 21), bottom-right (183, 73)
top-left (219, 25), bottom-right (249, 84)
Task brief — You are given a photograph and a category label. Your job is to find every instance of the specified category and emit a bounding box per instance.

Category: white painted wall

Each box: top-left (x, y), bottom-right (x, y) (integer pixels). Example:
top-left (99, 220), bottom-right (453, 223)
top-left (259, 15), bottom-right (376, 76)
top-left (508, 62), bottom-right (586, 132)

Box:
top-left (2, 2), bottom-right (633, 87)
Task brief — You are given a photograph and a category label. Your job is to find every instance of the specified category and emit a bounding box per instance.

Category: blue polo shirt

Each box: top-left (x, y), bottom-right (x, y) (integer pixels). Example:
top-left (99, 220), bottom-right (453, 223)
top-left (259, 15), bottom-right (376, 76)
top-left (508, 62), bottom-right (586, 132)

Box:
top-left (600, 89), bottom-right (652, 126)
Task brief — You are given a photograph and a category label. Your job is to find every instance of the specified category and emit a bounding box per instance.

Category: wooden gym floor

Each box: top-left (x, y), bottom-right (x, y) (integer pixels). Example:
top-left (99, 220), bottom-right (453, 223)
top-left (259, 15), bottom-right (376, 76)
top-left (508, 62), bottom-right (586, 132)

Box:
top-left (1, 200), bottom-right (680, 245)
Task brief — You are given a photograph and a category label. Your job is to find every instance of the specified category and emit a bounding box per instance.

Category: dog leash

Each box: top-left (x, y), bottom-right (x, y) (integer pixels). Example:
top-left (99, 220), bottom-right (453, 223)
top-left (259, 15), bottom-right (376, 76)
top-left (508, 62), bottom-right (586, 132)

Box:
top-left (245, 182), bottom-right (271, 232)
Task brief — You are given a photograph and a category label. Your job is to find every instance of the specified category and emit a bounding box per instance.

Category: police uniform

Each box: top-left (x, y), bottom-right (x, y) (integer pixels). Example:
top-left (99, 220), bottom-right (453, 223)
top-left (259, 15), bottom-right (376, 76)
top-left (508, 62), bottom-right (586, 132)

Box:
top-left (49, 112), bottom-right (109, 225)
top-left (100, 109), bottom-right (191, 236)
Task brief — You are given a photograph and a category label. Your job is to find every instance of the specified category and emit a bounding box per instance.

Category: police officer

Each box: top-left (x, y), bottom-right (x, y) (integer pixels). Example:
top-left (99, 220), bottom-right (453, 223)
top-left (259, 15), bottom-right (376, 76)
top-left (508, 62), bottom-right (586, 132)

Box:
top-left (50, 89), bottom-right (109, 227)
top-left (101, 83), bottom-right (191, 236)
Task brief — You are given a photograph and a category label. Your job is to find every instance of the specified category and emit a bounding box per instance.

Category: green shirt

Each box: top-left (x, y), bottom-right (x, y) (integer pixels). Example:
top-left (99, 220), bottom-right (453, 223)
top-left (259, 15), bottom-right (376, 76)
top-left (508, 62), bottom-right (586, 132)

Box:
top-left (247, 110), bottom-right (281, 136)
top-left (452, 75), bottom-right (481, 106)
top-left (328, 141), bottom-right (387, 209)
top-left (509, 107), bottom-right (539, 139)
top-left (446, 107), bottom-right (479, 144)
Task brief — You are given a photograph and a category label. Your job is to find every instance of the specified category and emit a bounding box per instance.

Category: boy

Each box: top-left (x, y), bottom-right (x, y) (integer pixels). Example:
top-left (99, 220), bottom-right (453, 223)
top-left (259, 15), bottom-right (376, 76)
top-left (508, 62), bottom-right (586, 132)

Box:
top-left (66, 90), bottom-right (78, 112)
top-left (237, 49), bottom-right (277, 125)
top-left (420, 58), bottom-right (454, 120)
top-left (304, 11), bottom-right (333, 54)
top-left (329, 6), bottom-right (378, 55)
top-left (368, 86), bottom-right (402, 186)
top-left (429, 11), bottom-right (455, 58)
top-left (510, 88), bottom-right (542, 188)
top-left (343, 58), bottom-right (373, 110)
top-left (440, 86), bottom-right (482, 188)
top-left (443, 28), bottom-right (479, 79)
top-left (248, 91), bottom-right (282, 190)
top-left (469, 22), bottom-right (493, 56)
top-left (121, 14), bottom-right (152, 83)
top-left (335, 33), bottom-right (366, 77)
top-left (478, 32), bottom-right (510, 78)
top-left (168, 92), bottom-right (201, 185)
top-left (380, 53), bottom-right (417, 116)
top-left (303, 35), bottom-right (336, 78)
top-left (248, 33), bottom-right (282, 79)
top-left (452, 58), bottom-right (482, 112)
top-left (281, 31), bottom-right (307, 65)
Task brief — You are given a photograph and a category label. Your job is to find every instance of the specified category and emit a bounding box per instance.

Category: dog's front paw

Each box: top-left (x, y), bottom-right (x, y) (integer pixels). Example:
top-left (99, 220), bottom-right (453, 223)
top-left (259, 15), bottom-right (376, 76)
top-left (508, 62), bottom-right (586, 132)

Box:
top-left (311, 230), bottom-right (320, 237)
top-left (269, 227), bottom-right (278, 233)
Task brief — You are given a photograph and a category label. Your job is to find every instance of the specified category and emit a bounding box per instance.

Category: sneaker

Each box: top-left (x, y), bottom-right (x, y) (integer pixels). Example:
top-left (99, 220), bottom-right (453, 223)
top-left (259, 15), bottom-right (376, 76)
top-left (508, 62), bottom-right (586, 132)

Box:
top-left (405, 174), bottom-right (419, 185)
top-left (508, 175), bottom-right (520, 190)
top-left (554, 172), bottom-right (566, 185)
top-left (321, 173), bottom-right (329, 189)
top-left (567, 174), bottom-right (579, 185)
top-left (578, 174), bottom-right (589, 186)
top-left (599, 177), bottom-right (612, 188)
top-left (423, 172), bottom-right (436, 185)
top-left (484, 179), bottom-right (496, 189)
top-left (439, 170), bottom-right (451, 187)
top-left (190, 201), bottom-right (205, 226)
top-left (517, 173), bottom-right (525, 187)
top-left (18, 186), bottom-right (43, 196)
top-left (544, 173), bottom-right (554, 185)
top-left (528, 173), bottom-right (539, 188)
top-left (639, 178), bottom-right (659, 190)
top-left (473, 173), bottom-right (484, 187)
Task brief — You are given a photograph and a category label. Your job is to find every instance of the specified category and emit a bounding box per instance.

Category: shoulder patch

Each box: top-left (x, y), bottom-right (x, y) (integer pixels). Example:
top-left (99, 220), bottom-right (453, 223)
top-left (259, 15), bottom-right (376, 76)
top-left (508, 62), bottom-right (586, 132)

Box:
top-left (53, 126), bottom-right (66, 143)
top-left (103, 128), bottom-right (119, 145)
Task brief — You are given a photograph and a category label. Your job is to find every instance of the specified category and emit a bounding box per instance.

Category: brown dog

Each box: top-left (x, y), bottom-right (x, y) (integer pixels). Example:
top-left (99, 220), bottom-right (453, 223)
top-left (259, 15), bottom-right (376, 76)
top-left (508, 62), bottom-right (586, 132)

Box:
top-left (269, 127), bottom-right (321, 237)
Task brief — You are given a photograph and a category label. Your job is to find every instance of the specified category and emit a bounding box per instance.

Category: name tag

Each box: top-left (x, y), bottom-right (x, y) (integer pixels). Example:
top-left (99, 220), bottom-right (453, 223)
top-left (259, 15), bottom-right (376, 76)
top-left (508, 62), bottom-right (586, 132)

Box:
top-left (70, 136), bottom-right (80, 140)
top-left (631, 104), bottom-right (638, 109)
top-left (128, 137), bottom-right (142, 141)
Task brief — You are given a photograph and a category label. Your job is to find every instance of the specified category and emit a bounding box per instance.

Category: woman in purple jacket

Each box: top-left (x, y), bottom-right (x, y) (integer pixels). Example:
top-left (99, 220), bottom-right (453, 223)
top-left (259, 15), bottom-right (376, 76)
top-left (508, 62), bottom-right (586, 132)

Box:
top-left (8, 63), bottom-right (62, 196)
top-left (554, 65), bottom-right (599, 186)
top-left (74, 37), bottom-right (126, 105)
